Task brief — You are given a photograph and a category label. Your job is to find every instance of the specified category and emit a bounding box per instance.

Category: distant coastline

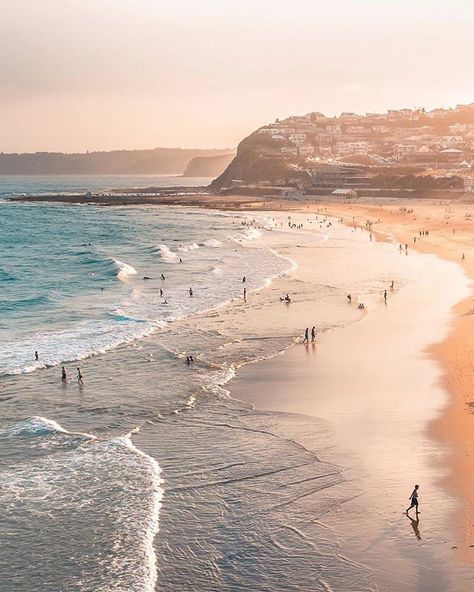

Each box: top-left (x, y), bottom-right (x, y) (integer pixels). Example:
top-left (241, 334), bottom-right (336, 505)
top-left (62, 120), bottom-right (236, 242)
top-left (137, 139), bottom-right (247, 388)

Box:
top-left (0, 148), bottom-right (234, 176)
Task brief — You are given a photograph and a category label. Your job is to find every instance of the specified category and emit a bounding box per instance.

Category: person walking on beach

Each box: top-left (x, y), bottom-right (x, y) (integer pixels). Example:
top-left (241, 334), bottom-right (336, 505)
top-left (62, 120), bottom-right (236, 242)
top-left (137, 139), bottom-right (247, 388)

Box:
top-left (61, 366), bottom-right (67, 382)
top-left (406, 484), bottom-right (420, 515)
top-left (243, 287), bottom-right (247, 300)
top-left (77, 367), bottom-right (83, 385)
top-left (161, 274), bottom-right (166, 281)
top-left (303, 328), bottom-right (309, 344)
top-left (391, 280), bottom-right (394, 290)
top-left (384, 289), bottom-right (387, 302)
top-left (242, 276), bottom-right (246, 283)
top-left (347, 294), bottom-right (352, 303)
top-left (311, 326), bottom-right (316, 342)
top-left (35, 351), bottom-right (39, 361)
top-left (160, 288), bottom-right (163, 297)
top-left (189, 287), bottom-right (193, 297)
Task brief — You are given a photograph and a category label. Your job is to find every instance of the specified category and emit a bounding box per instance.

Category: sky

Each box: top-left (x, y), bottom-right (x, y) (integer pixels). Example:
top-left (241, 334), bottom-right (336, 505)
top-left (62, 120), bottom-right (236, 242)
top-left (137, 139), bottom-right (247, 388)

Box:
top-left (0, 0), bottom-right (473, 152)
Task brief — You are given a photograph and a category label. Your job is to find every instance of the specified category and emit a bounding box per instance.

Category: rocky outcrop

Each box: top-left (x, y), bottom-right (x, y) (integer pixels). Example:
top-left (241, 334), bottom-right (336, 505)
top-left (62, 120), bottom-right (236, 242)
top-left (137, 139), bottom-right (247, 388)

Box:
top-left (210, 132), bottom-right (308, 190)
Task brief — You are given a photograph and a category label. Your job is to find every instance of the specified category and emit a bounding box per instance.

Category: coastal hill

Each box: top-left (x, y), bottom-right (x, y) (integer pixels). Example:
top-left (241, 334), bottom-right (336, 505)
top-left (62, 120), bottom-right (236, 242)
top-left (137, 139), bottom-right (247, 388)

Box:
top-left (211, 104), bottom-right (474, 195)
top-left (0, 148), bottom-right (234, 176)
top-left (183, 153), bottom-right (235, 177)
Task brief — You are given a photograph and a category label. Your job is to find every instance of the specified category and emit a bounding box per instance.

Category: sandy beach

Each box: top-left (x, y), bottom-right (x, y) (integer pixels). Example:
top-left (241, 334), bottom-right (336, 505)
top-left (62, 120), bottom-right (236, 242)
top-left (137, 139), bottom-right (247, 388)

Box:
top-left (320, 199), bottom-right (474, 556)
top-left (6, 194), bottom-right (474, 590)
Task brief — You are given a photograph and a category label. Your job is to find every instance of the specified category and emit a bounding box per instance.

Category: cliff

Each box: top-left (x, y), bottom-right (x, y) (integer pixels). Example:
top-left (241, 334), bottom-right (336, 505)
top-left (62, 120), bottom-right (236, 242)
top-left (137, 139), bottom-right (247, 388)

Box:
top-left (210, 132), bottom-right (308, 190)
top-left (0, 148), bottom-right (232, 175)
top-left (183, 153), bottom-right (235, 177)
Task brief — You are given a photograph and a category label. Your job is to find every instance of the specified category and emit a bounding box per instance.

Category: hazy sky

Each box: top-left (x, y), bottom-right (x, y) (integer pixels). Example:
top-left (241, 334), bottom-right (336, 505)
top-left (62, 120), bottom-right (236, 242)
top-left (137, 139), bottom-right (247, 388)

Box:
top-left (1, 0), bottom-right (473, 152)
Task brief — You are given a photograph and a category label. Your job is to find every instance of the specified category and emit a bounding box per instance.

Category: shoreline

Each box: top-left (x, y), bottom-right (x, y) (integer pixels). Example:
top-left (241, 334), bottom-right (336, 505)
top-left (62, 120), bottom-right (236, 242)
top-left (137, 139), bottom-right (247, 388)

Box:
top-left (320, 200), bottom-right (474, 557)
top-left (227, 214), bottom-right (472, 589)
top-left (4, 194), bottom-right (474, 588)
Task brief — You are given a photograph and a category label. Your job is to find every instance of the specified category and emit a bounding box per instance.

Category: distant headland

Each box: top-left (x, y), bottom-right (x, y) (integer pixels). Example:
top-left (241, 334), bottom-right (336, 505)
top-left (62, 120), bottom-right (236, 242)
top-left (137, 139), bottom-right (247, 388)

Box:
top-left (0, 147), bottom-right (234, 176)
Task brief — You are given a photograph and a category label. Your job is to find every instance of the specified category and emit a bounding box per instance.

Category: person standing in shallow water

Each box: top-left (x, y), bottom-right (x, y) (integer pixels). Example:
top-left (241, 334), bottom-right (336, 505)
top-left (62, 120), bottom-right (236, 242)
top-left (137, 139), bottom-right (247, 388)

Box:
top-left (311, 326), bottom-right (316, 342)
top-left (406, 484), bottom-right (420, 515)
top-left (34, 351), bottom-right (39, 361)
top-left (61, 366), bottom-right (67, 381)
top-left (303, 328), bottom-right (309, 344)
top-left (77, 367), bottom-right (83, 385)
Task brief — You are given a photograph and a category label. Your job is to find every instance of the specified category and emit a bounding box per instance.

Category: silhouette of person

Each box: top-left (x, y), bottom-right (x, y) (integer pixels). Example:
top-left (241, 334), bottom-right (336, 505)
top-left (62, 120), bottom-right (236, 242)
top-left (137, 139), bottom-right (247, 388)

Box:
top-left (406, 484), bottom-right (420, 515)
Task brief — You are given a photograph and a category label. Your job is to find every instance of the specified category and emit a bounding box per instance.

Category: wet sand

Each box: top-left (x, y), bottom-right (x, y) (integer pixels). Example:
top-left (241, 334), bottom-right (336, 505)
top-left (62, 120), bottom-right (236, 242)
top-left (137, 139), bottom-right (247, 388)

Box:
top-left (320, 199), bottom-right (474, 557)
top-left (230, 210), bottom-right (473, 590)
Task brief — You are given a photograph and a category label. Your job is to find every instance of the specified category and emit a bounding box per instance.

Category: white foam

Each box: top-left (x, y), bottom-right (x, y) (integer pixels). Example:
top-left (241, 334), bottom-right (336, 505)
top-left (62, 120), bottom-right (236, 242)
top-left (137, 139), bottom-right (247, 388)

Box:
top-left (112, 258), bottom-right (138, 280)
top-left (235, 228), bottom-right (263, 242)
top-left (2, 417), bottom-right (164, 592)
top-left (178, 243), bottom-right (200, 252)
top-left (201, 239), bottom-right (222, 248)
top-left (155, 244), bottom-right (178, 262)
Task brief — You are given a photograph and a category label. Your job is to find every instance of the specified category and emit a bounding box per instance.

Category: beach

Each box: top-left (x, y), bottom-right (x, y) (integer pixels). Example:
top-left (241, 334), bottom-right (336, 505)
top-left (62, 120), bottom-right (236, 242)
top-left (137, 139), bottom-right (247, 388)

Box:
top-left (2, 188), bottom-right (474, 590)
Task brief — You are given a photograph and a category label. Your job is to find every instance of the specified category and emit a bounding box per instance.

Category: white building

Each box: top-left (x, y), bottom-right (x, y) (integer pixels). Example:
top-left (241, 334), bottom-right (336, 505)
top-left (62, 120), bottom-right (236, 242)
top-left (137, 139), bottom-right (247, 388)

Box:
top-left (334, 141), bottom-right (370, 156)
top-left (393, 144), bottom-right (417, 160)
top-left (289, 133), bottom-right (307, 146)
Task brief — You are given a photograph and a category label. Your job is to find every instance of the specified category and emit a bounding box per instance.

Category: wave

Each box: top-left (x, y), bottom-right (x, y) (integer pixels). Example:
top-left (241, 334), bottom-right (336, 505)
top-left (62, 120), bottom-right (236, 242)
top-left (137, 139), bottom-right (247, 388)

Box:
top-left (0, 294), bottom-right (51, 312)
top-left (4, 416), bottom-right (69, 437)
top-left (1, 416), bottom-right (163, 592)
top-left (112, 258), bottom-right (138, 280)
top-left (154, 244), bottom-right (178, 262)
top-left (201, 239), bottom-right (222, 248)
top-left (233, 228), bottom-right (263, 243)
top-left (177, 243), bottom-right (200, 252)
top-left (0, 319), bottom-right (159, 376)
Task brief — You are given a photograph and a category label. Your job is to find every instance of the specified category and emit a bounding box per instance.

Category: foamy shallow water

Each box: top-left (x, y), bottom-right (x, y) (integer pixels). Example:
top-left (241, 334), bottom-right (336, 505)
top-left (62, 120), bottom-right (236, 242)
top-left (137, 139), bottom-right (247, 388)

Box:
top-left (1, 199), bottom-right (471, 591)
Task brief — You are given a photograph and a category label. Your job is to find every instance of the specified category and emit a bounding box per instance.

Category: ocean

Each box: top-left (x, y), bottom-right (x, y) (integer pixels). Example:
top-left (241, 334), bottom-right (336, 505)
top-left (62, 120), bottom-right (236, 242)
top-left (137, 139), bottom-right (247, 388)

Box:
top-left (1, 175), bottom-right (334, 592)
top-left (3, 176), bottom-right (467, 591)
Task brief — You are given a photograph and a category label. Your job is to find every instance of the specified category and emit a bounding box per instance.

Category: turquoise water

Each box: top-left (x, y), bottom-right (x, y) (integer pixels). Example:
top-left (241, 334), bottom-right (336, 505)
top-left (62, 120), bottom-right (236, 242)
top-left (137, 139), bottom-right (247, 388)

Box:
top-left (0, 199), bottom-right (288, 375)
top-left (1, 178), bottom-right (418, 591)
top-left (0, 174), bottom-right (212, 197)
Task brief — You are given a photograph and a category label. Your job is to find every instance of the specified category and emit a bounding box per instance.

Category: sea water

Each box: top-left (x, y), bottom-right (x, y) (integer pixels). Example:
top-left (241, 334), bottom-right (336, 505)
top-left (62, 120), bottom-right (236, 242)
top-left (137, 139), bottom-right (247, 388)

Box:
top-left (1, 178), bottom-right (448, 591)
